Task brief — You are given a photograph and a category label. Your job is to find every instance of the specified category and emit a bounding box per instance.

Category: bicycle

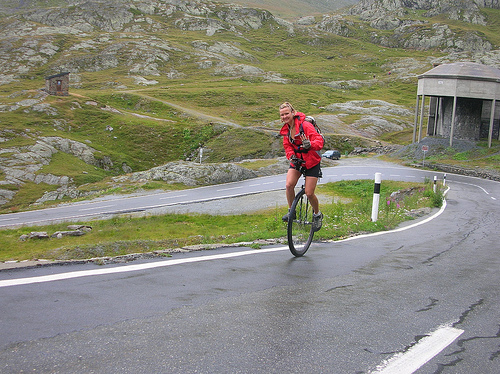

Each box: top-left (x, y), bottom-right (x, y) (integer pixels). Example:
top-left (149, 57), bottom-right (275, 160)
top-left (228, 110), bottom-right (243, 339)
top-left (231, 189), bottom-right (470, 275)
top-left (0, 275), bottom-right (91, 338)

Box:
top-left (286, 157), bottom-right (319, 257)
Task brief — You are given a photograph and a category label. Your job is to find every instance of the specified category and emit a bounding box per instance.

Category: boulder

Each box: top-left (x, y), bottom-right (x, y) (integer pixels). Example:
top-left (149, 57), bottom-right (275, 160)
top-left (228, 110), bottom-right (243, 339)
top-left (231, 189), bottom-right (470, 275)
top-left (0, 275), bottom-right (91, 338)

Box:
top-left (28, 232), bottom-right (49, 239)
top-left (51, 230), bottom-right (86, 238)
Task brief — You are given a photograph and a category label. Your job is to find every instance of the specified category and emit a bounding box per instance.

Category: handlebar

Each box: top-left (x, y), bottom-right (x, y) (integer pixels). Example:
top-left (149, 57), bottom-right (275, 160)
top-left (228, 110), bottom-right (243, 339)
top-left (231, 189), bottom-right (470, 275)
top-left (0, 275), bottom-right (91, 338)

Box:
top-left (290, 156), bottom-right (306, 173)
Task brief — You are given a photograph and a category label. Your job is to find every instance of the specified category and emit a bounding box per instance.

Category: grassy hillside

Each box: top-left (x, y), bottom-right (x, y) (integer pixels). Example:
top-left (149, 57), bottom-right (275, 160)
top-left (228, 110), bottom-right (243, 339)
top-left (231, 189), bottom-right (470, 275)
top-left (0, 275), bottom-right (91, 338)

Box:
top-left (0, 1), bottom-right (499, 212)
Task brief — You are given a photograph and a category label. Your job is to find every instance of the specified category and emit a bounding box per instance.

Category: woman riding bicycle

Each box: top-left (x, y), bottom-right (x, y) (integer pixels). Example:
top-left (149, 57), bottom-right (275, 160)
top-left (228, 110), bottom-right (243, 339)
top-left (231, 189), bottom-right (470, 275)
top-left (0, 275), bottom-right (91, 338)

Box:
top-left (279, 102), bottom-right (324, 231)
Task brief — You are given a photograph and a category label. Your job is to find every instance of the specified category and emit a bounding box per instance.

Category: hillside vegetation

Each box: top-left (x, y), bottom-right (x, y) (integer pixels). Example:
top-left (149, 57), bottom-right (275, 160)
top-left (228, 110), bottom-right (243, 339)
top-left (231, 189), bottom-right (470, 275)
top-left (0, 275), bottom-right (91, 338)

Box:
top-left (0, 0), bottom-right (499, 211)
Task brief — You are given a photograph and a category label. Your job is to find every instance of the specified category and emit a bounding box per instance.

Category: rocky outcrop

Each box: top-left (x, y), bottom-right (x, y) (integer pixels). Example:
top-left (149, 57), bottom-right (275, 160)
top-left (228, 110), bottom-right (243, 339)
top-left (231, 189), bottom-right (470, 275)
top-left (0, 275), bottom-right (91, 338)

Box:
top-left (0, 0), bottom-right (499, 88)
top-left (316, 15), bottom-right (353, 37)
top-left (32, 160), bottom-right (267, 204)
top-left (0, 134), bottom-right (122, 205)
top-left (345, 0), bottom-right (497, 52)
top-left (0, 0), bottom-right (285, 83)
top-left (323, 100), bottom-right (414, 138)
top-left (40, 137), bottom-right (114, 170)
top-left (0, 136), bottom-right (114, 187)
top-left (112, 161), bottom-right (258, 186)
top-left (348, 0), bottom-right (498, 25)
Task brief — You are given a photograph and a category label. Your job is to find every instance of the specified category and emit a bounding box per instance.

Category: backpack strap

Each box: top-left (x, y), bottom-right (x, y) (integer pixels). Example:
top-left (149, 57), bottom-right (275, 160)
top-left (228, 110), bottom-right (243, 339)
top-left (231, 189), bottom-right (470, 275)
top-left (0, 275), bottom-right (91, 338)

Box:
top-left (287, 122), bottom-right (308, 161)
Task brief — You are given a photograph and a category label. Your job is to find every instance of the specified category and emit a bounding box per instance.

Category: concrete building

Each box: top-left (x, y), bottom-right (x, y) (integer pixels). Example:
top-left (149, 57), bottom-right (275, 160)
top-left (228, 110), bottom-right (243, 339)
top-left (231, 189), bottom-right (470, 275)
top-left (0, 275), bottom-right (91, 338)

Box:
top-left (45, 72), bottom-right (70, 96)
top-left (413, 62), bottom-right (500, 147)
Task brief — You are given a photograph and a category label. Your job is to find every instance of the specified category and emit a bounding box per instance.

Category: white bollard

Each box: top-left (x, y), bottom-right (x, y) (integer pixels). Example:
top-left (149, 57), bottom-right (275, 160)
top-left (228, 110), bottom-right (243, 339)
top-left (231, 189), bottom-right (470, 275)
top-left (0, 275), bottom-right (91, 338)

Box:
top-left (443, 173), bottom-right (447, 186)
top-left (371, 172), bottom-right (382, 222)
top-left (433, 176), bottom-right (437, 193)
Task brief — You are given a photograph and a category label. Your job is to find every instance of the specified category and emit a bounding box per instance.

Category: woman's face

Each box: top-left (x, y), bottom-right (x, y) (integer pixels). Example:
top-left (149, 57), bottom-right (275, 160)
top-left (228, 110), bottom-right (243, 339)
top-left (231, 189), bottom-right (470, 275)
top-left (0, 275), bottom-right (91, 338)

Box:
top-left (280, 106), bottom-right (294, 125)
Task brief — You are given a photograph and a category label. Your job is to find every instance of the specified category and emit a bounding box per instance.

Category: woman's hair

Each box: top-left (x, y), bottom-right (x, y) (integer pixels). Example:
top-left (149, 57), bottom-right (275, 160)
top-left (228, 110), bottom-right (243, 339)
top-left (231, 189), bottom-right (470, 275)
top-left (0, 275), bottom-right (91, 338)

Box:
top-left (279, 102), bottom-right (295, 112)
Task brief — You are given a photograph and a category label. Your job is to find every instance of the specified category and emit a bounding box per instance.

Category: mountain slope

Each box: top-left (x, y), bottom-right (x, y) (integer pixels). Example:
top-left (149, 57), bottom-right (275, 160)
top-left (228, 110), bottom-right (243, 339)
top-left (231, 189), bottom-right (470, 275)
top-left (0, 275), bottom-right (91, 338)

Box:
top-left (218, 0), bottom-right (359, 17)
top-left (0, 0), bottom-right (499, 209)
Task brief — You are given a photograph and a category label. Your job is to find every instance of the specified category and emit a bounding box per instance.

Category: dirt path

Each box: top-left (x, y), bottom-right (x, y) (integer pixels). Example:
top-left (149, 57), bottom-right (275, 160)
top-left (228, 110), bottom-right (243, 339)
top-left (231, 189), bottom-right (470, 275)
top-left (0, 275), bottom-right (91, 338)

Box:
top-left (118, 91), bottom-right (243, 128)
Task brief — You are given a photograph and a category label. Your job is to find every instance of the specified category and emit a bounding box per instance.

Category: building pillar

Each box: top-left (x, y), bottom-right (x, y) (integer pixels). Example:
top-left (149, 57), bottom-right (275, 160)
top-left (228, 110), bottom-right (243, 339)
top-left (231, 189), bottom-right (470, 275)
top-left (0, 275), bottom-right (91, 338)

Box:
top-left (449, 95), bottom-right (457, 147)
top-left (418, 94), bottom-right (425, 142)
top-left (488, 99), bottom-right (496, 148)
top-left (413, 95), bottom-right (420, 143)
top-left (433, 97), bottom-right (439, 136)
top-left (438, 97), bottom-right (444, 135)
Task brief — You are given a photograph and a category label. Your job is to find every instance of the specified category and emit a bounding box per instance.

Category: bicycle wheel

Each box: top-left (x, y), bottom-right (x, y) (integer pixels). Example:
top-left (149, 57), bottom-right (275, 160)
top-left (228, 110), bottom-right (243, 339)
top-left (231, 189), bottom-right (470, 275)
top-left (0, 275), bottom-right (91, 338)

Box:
top-left (287, 188), bottom-right (315, 257)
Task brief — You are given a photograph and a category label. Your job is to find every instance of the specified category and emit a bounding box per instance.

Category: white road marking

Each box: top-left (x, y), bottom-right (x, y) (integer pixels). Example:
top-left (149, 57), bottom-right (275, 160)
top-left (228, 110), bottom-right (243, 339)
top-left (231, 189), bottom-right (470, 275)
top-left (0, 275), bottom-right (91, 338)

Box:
top-left (0, 217), bottom-right (19, 222)
top-left (454, 180), bottom-right (491, 195)
top-left (78, 204), bottom-right (115, 211)
top-left (0, 246), bottom-right (289, 288)
top-left (159, 194), bottom-right (188, 200)
top-left (0, 197), bottom-right (449, 289)
top-left (341, 195), bottom-right (447, 242)
top-left (217, 186), bottom-right (244, 192)
top-left (370, 324), bottom-right (464, 374)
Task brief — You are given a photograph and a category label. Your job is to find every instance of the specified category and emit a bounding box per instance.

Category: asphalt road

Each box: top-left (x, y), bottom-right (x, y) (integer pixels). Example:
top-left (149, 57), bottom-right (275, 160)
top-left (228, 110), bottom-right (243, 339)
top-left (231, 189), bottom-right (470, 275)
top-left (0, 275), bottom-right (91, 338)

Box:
top-left (0, 159), bottom-right (499, 373)
top-left (0, 158), bottom-right (451, 227)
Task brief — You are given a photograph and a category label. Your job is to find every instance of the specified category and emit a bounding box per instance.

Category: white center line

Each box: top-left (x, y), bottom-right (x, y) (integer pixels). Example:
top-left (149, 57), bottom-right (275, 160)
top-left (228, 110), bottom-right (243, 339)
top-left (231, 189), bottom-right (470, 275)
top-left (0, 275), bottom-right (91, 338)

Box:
top-left (78, 204), bottom-right (115, 212)
top-left (159, 194), bottom-right (188, 200)
top-left (217, 186), bottom-right (244, 192)
top-left (0, 217), bottom-right (19, 222)
top-left (371, 324), bottom-right (464, 374)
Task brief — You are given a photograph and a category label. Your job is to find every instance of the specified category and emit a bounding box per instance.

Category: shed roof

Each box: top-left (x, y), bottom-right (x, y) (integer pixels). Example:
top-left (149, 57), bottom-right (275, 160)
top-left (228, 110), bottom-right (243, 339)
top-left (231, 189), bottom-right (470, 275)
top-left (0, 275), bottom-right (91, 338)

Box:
top-left (418, 62), bottom-right (500, 83)
top-left (417, 62), bottom-right (500, 99)
top-left (45, 72), bottom-right (70, 80)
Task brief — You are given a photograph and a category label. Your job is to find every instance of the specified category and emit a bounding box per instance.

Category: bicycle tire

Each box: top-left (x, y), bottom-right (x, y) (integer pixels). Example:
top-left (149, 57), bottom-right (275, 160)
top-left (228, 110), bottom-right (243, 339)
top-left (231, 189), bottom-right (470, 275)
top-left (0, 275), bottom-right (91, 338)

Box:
top-left (287, 188), bottom-right (315, 257)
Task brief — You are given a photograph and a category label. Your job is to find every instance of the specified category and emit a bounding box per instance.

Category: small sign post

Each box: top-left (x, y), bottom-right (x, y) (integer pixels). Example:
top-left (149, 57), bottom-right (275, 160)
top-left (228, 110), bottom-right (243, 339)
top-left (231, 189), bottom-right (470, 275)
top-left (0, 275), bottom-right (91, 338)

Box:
top-left (422, 145), bottom-right (429, 167)
top-left (371, 172), bottom-right (382, 222)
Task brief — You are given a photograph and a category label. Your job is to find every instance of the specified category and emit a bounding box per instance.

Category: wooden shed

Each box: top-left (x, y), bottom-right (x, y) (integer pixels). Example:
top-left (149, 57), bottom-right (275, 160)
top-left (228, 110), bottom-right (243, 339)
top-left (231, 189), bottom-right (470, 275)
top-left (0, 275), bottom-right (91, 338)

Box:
top-left (45, 72), bottom-right (70, 96)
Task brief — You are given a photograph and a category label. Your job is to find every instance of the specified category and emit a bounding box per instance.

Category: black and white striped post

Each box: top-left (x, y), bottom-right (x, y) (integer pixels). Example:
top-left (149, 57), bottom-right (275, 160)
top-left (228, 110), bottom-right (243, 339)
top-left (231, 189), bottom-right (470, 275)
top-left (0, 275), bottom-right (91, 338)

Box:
top-left (371, 172), bottom-right (382, 222)
top-left (433, 175), bottom-right (437, 193)
top-left (443, 173), bottom-right (447, 186)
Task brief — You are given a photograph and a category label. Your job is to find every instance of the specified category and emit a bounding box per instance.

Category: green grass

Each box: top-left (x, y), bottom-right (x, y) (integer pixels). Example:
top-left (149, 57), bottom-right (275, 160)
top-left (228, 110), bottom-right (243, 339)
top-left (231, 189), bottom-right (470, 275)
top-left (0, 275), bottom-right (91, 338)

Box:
top-left (0, 180), bottom-right (443, 262)
top-left (422, 140), bottom-right (500, 174)
top-left (39, 152), bottom-right (113, 186)
top-left (0, 2), bottom-right (498, 220)
top-left (204, 128), bottom-right (274, 162)
top-left (1, 182), bottom-right (59, 213)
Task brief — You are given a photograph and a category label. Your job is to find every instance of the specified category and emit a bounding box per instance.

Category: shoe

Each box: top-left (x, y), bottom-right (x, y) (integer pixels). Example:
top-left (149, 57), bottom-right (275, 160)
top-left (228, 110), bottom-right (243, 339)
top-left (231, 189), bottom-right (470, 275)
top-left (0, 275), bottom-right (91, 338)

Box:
top-left (313, 212), bottom-right (323, 232)
top-left (282, 210), bottom-right (296, 222)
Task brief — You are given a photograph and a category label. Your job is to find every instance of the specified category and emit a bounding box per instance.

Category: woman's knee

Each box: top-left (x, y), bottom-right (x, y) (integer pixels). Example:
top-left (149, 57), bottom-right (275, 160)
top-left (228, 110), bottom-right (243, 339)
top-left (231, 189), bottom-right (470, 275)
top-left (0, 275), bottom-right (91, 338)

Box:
top-left (305, 190), bottom-right (316, 199)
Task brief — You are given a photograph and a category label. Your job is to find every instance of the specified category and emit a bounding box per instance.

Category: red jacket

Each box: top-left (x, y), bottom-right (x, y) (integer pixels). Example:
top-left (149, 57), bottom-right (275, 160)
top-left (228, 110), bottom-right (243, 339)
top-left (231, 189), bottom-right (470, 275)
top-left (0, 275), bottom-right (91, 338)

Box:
top-left (279, 112), bottom-right (324, 169)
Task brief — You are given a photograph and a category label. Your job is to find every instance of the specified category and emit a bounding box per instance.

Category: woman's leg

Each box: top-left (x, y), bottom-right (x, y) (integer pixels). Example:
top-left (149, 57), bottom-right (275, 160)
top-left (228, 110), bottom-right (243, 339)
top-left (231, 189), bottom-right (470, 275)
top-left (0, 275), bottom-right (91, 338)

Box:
top-left (304, 176), bottom-right (319, 214)
top-left (285, 168), bottom-right (301, 208)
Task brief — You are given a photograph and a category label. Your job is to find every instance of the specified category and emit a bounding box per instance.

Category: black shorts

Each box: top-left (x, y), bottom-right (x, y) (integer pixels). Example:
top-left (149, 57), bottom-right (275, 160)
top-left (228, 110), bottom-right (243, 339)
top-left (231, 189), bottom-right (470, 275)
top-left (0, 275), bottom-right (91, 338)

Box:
top-left (290, 162), bottom-right (322, 178)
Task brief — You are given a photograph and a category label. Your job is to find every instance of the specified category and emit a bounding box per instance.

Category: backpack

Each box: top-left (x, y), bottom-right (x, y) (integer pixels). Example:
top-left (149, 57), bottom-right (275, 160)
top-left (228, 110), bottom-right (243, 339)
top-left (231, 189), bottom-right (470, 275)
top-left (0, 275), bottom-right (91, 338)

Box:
top-left (300, 116), bottom-right (325, 150)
